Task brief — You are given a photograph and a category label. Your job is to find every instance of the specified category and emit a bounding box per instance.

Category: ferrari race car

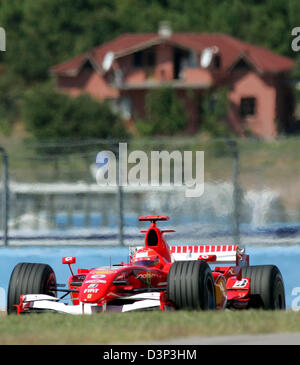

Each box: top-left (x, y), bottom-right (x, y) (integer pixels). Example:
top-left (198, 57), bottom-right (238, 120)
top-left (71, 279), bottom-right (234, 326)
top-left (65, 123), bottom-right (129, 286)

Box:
top-left (7, 215), bottom-right (285, 315)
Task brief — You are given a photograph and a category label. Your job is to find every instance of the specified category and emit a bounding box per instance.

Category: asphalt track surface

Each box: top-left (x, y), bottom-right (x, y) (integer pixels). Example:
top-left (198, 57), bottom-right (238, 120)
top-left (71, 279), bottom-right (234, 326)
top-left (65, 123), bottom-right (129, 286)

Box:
top-left (147, 332), bottom-right (300, 345)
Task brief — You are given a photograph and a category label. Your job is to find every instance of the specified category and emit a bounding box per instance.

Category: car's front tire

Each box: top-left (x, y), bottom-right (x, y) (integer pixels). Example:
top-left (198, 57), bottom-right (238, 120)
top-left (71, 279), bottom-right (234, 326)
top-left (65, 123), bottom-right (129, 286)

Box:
top-left (7, 262), bottom-right (57, 314)
top-left (167, 260), bottom-right (216, 310)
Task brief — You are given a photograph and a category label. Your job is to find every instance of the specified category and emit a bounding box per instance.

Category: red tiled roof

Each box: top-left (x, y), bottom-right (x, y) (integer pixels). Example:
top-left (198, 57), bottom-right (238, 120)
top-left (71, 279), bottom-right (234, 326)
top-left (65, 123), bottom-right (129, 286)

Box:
top-left (51, 32), bottom-right (294, 76)
top-left (51, 33), bottom-right (159, 75)
top-left (171, 33), bottom-right (294, 73)
top-left (51, 53), bottom-right (87, 76)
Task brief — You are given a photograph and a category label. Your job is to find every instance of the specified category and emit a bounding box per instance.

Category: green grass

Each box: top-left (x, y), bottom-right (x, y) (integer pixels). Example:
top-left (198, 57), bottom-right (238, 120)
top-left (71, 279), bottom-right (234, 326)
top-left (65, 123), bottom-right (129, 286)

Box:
top-left (1, 310), bottom-right (300, 345)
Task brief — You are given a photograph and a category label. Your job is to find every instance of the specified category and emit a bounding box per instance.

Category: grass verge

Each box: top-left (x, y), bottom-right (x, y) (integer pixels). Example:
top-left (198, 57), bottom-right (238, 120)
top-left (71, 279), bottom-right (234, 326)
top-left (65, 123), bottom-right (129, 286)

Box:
top-left (1, 310), bottom-right (300, 345)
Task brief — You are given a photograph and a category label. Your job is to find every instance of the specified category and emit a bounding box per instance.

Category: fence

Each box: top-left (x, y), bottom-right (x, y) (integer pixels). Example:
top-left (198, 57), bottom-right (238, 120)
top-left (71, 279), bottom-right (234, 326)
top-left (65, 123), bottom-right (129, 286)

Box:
top-left (1, 137), bottom-right (300, 247)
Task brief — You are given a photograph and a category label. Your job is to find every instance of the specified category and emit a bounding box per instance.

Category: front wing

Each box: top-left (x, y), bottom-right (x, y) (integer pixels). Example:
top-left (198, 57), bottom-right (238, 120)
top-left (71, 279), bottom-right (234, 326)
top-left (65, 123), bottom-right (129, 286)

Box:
top-left (15, 292), bottom-right (165, 315)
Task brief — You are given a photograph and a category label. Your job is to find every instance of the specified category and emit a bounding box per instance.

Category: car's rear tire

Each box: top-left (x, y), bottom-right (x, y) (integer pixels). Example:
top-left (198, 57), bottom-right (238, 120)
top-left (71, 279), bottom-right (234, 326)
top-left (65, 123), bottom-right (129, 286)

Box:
top-left (242, 265), bottom-right (285, 310)
top-left (7, 262), bottom-right (57, 315)
top-left (167, 260), bottom-right (216, 310)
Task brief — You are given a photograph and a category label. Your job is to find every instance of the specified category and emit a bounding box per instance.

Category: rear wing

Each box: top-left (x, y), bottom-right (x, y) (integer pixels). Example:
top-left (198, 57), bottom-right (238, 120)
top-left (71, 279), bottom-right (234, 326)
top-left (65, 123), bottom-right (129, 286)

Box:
top-left (170, 245), bottom-right (240, 264)
top-left (129, 245), bottom-right (248, 266)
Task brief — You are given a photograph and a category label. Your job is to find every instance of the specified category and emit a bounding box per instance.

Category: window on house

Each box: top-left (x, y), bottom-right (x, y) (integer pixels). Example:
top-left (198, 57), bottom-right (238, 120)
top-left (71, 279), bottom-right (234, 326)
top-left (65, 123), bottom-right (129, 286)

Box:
top-left (173, 48), bottom-right (191, 79)
top-left (213, 54), bottom-right (221, 69)
top-left (133, 49), bottom-right (156, 68)
top-left (82, 59), bottom-right (94, 71)
top-left (133, 51), bottom-right (143, 68)
top-left (233, 58), bottom-right (252, 72)
top-left (188, 52), bottom-right (197, 68)
top-left (145, 49), bottom-right (155, 67)
top-left (240, 97), bottom-right (256, 118)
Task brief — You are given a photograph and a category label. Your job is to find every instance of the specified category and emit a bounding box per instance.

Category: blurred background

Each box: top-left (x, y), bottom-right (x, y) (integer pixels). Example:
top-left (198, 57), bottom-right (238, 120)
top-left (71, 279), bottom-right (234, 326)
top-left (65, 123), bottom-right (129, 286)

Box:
top-left (0, 0), bottom-right (300, 308)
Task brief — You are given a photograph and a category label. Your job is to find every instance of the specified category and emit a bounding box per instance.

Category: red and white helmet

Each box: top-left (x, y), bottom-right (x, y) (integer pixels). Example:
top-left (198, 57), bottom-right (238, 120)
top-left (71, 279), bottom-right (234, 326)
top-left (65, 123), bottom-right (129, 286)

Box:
top-left (132, 248), bottom-right (159, 267)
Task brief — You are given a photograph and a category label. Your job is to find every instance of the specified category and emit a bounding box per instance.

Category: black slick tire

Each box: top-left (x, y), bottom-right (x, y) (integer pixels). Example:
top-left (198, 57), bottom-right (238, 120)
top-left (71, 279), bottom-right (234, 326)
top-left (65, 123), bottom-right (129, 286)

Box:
top-left (7, 262), bottom-right (57, 314)
top-left (167, 260), bottom-right (216, 310)
top-left (242, 265), bottom-right (285, 310)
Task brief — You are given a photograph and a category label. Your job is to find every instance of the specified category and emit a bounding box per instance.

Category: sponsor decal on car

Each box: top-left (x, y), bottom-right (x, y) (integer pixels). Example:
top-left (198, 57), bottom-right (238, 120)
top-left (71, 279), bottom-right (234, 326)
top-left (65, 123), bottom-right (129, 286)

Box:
top-left (93, 269), bottom-right (115, 274)
top-left (233, 279), bottom-right (249, 288)
top-left (91, 274), bottom-right (110, 279)
top-left (84, 289), bottom-right (99, 294)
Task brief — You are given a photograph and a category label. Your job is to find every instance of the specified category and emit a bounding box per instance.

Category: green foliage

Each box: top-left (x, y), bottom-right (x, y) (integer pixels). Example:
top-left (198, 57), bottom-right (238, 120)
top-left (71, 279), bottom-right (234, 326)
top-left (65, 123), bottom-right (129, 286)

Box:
top-left (0, 0), bottom-right (298, 138)
top-left (22, 83), bottom-right (128, 141)
top-left (0, 0), bottom-right (298, 84)
top-left (0, 0), bottom-right (122, 82)
top-left (0, 70), bottom-right (25, 134)
top-left (136, 86), bottom-right (187, 136)
top-left (291, 55), bottom-right (300, 80)
top-left (200, 87), bottom-right (232, 137)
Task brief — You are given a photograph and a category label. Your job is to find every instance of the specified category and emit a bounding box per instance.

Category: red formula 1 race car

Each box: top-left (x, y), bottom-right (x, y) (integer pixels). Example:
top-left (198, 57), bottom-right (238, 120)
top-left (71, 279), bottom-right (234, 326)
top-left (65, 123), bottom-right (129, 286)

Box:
top-left (7, 216), bottom-right (286, 315)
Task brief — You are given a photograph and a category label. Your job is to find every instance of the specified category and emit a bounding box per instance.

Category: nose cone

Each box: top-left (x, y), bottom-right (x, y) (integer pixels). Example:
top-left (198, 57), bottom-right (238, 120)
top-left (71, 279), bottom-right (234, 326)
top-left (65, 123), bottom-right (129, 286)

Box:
top-left (79, 268), bottom-right (116, 303)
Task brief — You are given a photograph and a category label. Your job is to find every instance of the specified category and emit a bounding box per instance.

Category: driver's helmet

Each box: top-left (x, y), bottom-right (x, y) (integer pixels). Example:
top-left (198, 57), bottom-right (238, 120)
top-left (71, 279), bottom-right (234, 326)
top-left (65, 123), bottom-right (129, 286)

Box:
top-left (132, 248), bottom-right (159, 267)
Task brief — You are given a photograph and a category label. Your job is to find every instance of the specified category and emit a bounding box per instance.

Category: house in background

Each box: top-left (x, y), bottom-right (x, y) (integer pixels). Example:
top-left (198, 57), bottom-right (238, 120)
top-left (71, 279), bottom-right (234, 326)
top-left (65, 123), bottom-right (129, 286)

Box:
top-left (51, 23), bottom-right (294, 138)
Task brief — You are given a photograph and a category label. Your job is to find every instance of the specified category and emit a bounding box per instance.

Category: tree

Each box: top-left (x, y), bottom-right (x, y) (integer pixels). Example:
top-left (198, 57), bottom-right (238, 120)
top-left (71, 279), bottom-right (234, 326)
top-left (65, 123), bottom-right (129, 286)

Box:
top-left (0, 0), bottom-right (120, 82)
top-left (200, 87), bottom-right (232, 137)
top-left (22, 82), bottom-right (128, 141)
top-left (0, 0), bottom-right (298, 139)
top-left (0, 0), bottom-right (297, 84)
top-left (0, 70), bottom-right (25, 134)
top-left (136, 86), bottom-right (187, 136)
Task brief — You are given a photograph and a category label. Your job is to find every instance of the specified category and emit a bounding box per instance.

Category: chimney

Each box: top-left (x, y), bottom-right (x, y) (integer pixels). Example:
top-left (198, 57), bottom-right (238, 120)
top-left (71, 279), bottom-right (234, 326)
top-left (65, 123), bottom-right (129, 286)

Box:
top-left (158, 21), bottom-right (172, 38)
